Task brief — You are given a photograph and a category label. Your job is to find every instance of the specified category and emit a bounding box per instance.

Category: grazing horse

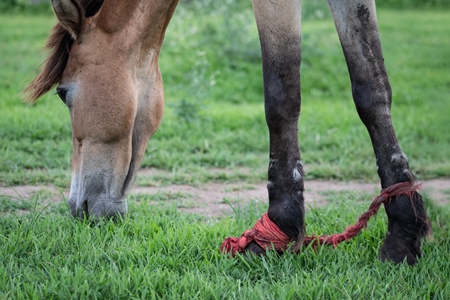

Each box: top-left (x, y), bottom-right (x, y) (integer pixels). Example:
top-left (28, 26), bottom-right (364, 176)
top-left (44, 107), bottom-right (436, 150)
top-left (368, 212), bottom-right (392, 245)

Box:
top-left (26, 0), bottom-right (430, 265)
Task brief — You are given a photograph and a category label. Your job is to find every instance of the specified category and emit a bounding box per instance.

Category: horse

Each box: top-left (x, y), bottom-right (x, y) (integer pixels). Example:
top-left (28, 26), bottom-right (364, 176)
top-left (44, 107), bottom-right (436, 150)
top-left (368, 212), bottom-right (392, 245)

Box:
top-left (26, 0), bottom-right (430, 265)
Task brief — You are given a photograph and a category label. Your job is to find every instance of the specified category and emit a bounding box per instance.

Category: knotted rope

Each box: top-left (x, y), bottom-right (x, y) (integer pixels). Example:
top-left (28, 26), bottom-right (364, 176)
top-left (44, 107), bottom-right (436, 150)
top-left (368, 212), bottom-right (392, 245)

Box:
top-left (220, 181), bottom-right (421, 256)
top-left (219, 212), bottom-right (295, 255)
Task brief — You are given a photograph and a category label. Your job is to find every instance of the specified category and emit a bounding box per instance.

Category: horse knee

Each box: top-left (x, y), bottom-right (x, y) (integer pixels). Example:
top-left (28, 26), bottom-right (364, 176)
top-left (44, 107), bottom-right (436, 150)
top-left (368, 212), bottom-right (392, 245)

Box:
top-left (352, 78), bottom-right (392, 125)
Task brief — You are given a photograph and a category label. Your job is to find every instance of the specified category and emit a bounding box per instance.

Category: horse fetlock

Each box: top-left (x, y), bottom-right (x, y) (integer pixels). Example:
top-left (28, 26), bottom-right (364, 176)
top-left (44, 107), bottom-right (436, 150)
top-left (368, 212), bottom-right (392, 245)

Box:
top-left (267, 159), bottom-right (305, 238)
top-left (267, 182), bottom-right (305, 241)
top-left (380, 192), bottom-right (430, 265)
top-left (384, 193), bottom-right (430, 238)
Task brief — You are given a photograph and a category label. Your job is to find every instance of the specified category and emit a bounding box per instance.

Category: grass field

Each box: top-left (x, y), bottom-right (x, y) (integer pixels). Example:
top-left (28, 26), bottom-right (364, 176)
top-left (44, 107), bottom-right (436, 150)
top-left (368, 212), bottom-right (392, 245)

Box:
top-left (1, 3), bottom-right (450, 299)
top-left (1, 188), bottom-right (449, 299)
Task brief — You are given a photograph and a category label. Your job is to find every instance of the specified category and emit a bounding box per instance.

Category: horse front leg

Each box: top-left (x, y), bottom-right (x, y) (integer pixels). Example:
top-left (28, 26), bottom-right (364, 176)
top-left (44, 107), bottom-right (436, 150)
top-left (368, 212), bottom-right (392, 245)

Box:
top-left (244, 0), bottom-right (305, 255)
top-left (327, 0), bottom-right (431, 265)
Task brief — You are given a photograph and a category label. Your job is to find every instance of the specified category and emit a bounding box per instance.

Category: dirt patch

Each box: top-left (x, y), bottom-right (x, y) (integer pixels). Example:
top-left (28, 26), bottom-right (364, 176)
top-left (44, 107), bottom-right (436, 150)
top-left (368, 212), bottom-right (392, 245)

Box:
top-left (1, 177), bottom-right (448, 218)
top-left (133, 179), bottom-right (450, 217)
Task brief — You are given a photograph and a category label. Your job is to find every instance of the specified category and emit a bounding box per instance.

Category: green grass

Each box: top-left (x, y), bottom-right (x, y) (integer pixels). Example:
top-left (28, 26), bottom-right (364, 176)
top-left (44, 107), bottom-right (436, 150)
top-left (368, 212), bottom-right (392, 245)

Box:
top-left (0, 192), bottom-right (449, 299)
top-left (0, 195), bottom-right (32, 213)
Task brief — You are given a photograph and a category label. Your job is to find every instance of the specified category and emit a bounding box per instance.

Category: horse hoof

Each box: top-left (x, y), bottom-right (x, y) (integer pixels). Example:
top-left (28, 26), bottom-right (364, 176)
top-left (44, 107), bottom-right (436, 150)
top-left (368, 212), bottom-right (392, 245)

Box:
top-left (243, 241), bottom-right (284, 257)
top-left (243, 241), bottom-right (267, 257)
top-left (379, 234), bottom-right (421, 265)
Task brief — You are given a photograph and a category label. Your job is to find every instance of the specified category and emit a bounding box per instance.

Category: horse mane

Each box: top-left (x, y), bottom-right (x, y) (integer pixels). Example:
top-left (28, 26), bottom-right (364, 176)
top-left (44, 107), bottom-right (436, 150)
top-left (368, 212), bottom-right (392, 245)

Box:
top-left (25, 0), bottom-right (104, 102)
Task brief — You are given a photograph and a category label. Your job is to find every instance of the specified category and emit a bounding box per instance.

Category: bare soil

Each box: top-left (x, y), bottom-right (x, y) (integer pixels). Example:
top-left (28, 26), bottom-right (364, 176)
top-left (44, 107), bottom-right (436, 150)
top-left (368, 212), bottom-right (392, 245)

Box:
top-left (1, 171), bottom-right (449, 218)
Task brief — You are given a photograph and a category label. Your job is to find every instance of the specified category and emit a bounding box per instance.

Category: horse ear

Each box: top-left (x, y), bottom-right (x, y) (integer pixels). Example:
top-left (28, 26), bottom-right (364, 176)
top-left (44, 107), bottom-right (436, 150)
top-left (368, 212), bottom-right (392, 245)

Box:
top-left (51, 0), bottom-right (84, 39)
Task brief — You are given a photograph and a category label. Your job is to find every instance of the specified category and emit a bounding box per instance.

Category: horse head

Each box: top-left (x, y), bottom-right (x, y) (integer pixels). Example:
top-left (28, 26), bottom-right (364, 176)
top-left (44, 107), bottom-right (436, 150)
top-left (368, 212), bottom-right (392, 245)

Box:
top-left (27, 0), bottom-right (178, 218)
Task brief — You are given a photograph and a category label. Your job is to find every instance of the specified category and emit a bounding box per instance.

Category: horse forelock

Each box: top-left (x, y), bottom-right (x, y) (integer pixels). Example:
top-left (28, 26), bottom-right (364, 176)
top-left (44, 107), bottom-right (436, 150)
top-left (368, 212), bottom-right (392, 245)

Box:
top-left (25, 0), bottom-right (104, 102)
top-left (25, 24), bottom-right (73, 102)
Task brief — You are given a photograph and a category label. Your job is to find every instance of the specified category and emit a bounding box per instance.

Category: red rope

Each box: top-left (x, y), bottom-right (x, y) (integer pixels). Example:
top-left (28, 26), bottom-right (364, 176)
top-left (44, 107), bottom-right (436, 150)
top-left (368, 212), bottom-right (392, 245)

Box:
top-left (220, 181), bottom-right (421, 256)
top-left (220, 213), bottom-right (295, 256)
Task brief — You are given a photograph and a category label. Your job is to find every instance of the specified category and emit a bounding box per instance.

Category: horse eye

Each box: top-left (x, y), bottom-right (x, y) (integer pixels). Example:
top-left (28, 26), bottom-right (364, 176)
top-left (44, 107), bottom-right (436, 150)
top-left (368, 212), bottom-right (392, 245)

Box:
top-left (56, 87), bottom-right (68, 104)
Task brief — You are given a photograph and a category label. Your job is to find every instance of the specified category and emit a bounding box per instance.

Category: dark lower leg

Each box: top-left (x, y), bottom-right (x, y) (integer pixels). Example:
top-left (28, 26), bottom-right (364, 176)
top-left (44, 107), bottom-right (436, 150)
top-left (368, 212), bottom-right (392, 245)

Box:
top-left (328, 0), bottom-right (430, 264)
top-left (245, 64), bottom-right (306, 254)
top-left (267, 130), bottom-right (306, 243)
top-left (245, 127), bottom-right (306, 255)
top-left (246, 0), bottom-right (305, 254)
top-left (355, 85), bottom-right (430, 265)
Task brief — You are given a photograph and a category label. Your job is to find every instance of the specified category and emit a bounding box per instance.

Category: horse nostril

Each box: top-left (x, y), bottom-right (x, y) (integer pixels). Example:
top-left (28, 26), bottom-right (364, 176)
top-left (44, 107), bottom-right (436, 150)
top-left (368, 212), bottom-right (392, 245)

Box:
top-left (74, 200), bottom-right (89, 219)
top-left (81, 201), bottom-right (88, 211)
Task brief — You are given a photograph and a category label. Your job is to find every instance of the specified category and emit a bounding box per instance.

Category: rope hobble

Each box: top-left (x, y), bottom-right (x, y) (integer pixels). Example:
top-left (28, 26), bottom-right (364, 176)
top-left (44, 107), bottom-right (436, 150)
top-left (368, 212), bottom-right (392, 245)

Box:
top-left (220, 181), bottom-right (421, 256)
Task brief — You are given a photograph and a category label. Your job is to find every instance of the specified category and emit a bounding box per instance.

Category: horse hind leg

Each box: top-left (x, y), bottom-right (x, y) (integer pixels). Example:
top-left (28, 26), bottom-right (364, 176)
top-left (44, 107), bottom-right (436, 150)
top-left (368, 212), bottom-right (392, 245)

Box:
top-left (246, 0), bottom-right (305, 254)
top-left (327, 0), bottom-right (431, 265)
